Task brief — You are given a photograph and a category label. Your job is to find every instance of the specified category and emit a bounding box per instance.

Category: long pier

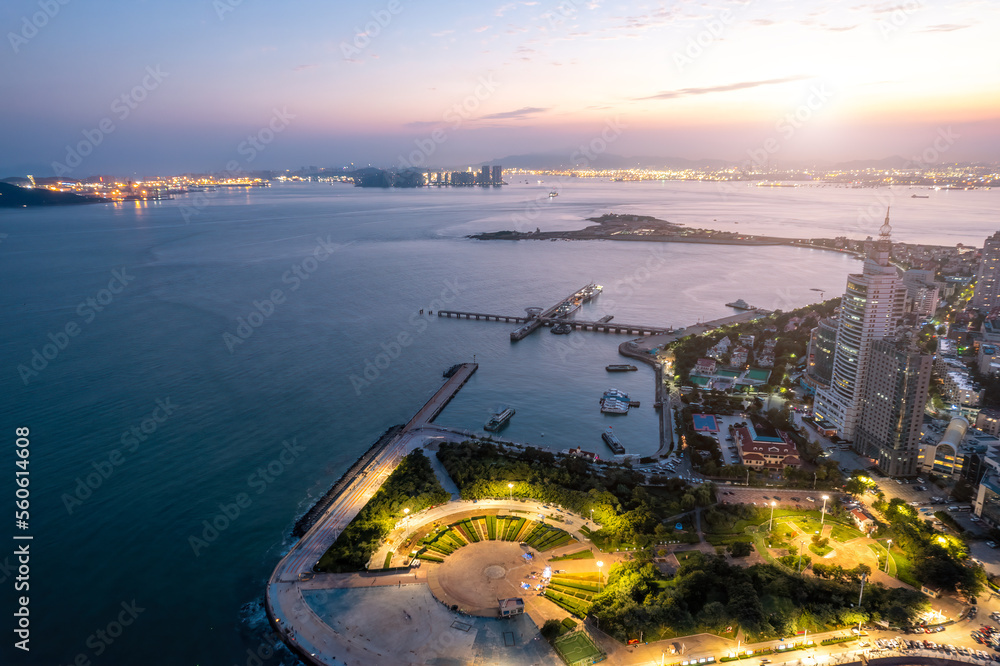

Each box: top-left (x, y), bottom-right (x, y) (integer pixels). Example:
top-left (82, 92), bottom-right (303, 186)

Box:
top-left (266, 364), bottom-right (479, 665)
top-left (538, 317), bottom-right (666, 335)
top-left (437, 310), bottom-right (528, 324)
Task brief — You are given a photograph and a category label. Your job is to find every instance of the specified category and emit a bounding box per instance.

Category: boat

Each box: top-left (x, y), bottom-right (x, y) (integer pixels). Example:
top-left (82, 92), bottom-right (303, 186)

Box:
top-left (548, 191), bottom-right (558, 198)
top-left (602, 427), bottom-right (625, 454)
top-left (600, 388), bottom-right (631, 414)
top-left (597, 315), bottom-right (613, 323)
top-left (726, 299), bottom-right (755, 310)
top-left (484, 407), bottom-right (515, 432)
top-left (606, 364), bottom-right (638, 372)
top-left (551, 323), bottom-right (572, 334)
top-left (911, 194), bottom-right (929, 198)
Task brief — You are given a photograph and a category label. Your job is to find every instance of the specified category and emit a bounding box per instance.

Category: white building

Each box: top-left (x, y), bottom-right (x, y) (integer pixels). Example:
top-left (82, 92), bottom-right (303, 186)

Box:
top-left (814, 211), bottom-right (906, 441)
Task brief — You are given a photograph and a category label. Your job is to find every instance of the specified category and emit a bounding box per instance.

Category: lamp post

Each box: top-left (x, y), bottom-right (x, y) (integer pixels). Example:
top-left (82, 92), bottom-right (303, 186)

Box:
top-left (597, 561), bottom-right (604, 593)
top-left (508, 482), bottom-right (513, 501)
top-left (769, 501), bottom-right (776, 532)
top-left (857, 573), bottom-right (867, 635)
top-left (885, 539), bottom-right (892, 573)
top-left (403, 507), bottom-right (410, 526)
top-left (821, 495), bottom-right (829, 526)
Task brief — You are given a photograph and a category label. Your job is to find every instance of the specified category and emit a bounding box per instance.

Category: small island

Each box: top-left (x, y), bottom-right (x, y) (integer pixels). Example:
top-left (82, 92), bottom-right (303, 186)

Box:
top-left (469, 212), bottom-right (794, 246)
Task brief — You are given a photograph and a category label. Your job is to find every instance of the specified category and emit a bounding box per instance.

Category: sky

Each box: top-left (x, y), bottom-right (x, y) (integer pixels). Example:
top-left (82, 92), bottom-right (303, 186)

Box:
top-left (2, 0), bottom-right (999, 176)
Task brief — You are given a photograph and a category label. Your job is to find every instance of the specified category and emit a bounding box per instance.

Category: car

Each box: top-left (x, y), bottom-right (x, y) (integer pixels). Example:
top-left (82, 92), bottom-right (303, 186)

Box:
top-left (972, 515), bottom-right (982, 522)
top-left (806, 496), bottom-right (816, 502)
top-left (917, 477), bottom-right (926, 483)
top-left (988, 541), bottom-right (998, 549)
top-left (937, 626), bottom-right (946, 633)
top-left (790, 497), bottom-right (800, 501)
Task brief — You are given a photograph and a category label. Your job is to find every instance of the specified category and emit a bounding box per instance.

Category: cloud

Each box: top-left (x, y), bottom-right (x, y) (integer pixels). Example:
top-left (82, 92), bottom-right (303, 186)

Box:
top-left (825, 24), bottom-right (859, 31)
top-left (430, 29), bottom-right (454, 37)
top-left (292, 64), bottom-right (317, 72)
top-left (920, 23), bottom-right (971, 32)
top-left (477, 106), bottom-right (548, 121)
top-left (636, 75), bottom-right (812, 101)
top-left (495, 3), bottom-right (517, 17)
top-left (474, 25), bottom-right (492, 33)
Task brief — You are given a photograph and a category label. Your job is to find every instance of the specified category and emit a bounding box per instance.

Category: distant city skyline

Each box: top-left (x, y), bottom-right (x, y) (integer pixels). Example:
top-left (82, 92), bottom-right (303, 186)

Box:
top-left (2, 0), bottom-right (999, 176)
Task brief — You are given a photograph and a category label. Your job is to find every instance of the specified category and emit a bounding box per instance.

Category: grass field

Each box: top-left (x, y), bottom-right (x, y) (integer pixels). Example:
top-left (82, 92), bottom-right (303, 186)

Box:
top-left (553, 631), bottom-right (602, 665)
top-left (383, 551), bottom-right (393, 568)
top-left (809, 543), bottom-right (833, 557)
top-left (830, 523), bottom-right (865, 542)
top-left (674, 550), bottom-right (702, 561)
top-left (551, 549), bottom-right (595, 561)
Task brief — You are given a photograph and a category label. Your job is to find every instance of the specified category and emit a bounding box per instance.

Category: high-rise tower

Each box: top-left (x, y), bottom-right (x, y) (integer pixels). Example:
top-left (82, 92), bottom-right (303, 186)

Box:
top-left (974, 231), bottom-right (1000, 312)
top-left (813, 210), bottom-right (906, 440)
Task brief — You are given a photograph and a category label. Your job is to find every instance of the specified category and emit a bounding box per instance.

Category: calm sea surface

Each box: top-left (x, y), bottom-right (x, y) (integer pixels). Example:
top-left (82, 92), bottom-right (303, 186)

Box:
top-left (0, 180), bottom-right (994, 664)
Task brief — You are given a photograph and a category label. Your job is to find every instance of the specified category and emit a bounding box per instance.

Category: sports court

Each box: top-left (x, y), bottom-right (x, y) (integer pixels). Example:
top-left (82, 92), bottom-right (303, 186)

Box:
top-left (554, 630), bottom-right (603, 665)
top-left (692, 413), bottom-right (720, 432)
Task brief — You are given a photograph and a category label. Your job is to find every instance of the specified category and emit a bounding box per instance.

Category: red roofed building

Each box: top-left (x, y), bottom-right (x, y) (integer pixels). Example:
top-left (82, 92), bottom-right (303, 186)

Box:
top-left (693, 358), bottom-right (717, 376)
top-left (851, 509), bottom-right (875, 533)
top-left (734, 419), bottom-right (802, 471)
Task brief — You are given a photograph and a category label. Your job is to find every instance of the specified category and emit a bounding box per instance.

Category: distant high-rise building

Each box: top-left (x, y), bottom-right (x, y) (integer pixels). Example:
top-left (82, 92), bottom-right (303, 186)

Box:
top-left (902, 269), bottom-right (939, 316)
top-left (813, 210), bottom-right (906, 440)
top-left (479, 166), bottom-right (490, 185)
top-left (806, 318), bottom-right (838, 388)
top-left (491, 165), bottom-right (502, 185)
top-left (974, 231), bottom-right (1000, 312)
top-left (853, 336), bottom-right (932, 476)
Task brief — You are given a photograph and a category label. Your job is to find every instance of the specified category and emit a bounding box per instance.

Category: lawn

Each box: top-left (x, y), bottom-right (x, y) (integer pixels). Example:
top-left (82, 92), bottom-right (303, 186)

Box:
top-left (830, 523), bottom-right (865, 542)
top-left (809, 543), bottom-right (833, 557)
top-left (383, 551), bottom-right (393, 568)
top-left (553, 631), bottom-right (603, 665)
top-left (890, 549), bottom-right (918, 587)
top-left (551, 549), bottom-right (595, 561)
top-left (674, 550), bottom-right (702, 562)
top-left (867, 543), bottom-right (890, 574)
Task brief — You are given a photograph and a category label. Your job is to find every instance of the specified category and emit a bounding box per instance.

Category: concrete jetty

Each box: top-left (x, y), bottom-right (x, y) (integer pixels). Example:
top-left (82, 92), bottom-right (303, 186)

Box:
top-left (265, 364), bottom-right (478, 665)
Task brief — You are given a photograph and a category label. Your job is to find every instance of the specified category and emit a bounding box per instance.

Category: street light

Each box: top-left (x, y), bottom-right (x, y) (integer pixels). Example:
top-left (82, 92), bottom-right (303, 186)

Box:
top-left (769, 501), bottom-right (776, 532)
top-left (508, 482), bottom-right (513, 501)
top-left (821, 495), bottom-right (829, 526)
top-left (597, 561), bottom-right (604, 593)
top-left (403, 507), bottom-right (410, 526)
top-left (885, 539), bottom-right (892, 573)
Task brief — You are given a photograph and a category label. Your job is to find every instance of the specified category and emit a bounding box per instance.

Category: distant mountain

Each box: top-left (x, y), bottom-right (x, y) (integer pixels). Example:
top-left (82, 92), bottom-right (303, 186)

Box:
top-left (0, 182), bottom-right (103, 208)
top-left (831, 155), bottom-right (911, 170)
top-left (481, 152), bottom-right (734, 170)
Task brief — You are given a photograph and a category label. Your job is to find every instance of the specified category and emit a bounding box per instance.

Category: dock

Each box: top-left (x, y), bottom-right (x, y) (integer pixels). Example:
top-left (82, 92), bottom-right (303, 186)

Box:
top-left (435, 282), bottom-right (669, 340)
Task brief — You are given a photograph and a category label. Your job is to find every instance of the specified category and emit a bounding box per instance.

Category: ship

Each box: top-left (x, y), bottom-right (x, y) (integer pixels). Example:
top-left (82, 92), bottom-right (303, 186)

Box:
top-left (911, 194), bottom-right (929, 198)
top-left (606, 364), bottom-right (638, 372)
top-left (484, 407), bottom-right (515, 432)
top-left (549, 190), bottom-right (558, 198)
top-left (725, 299), bottom-right (755, 310)
top-left (600, 388), bottom-right (631, 414)
top-left (601, 427), bottom-right (625, 454)
top-left (551, 323), bottom-right (572, 334)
